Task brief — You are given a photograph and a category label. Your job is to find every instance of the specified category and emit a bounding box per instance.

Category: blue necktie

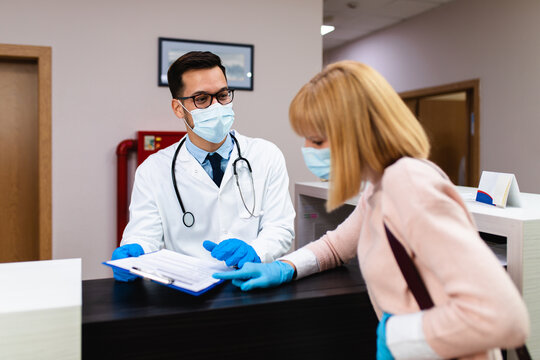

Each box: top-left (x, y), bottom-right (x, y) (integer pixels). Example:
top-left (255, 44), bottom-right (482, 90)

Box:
top-left (207, 153), bottom-right (224, 187)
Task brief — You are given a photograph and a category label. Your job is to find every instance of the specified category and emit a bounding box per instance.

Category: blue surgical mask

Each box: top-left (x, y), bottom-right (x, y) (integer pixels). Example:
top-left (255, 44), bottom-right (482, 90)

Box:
top-left (301, 146), bottom-right (331, 180)
top-left (181, 102), bottom-right (235, 143)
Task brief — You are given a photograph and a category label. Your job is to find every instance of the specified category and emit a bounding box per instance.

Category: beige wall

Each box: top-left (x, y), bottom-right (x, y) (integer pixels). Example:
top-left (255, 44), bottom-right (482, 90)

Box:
top-left (325, 0), bottom-right (540, 194)
top-left (0, 0), bottom-right (322, 279)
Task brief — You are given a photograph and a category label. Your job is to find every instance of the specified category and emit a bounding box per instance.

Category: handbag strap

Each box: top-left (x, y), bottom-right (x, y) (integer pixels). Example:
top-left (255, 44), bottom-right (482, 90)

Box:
top-left (384, 224), bottom-right (434, 310)
top-left (383, 223), bottom-right (531, 360)
top-left (516, 346), bottom-right (532, 360)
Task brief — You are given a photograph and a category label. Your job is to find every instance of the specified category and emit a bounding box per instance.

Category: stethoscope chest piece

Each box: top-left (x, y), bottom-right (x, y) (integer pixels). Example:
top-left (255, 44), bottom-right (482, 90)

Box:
top-left (182, 211), bottom-right (195, 227)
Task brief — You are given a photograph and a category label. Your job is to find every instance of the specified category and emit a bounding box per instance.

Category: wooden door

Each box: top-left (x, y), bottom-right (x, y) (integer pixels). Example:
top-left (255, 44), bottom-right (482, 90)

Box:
top-left (401, 80), bottom-right (480, 187)
top-left (0, 59), bottom-right (39, 262)
top-left (418, 93), bottom-right (469, 185)
top-left (0, 44), bottom-right (51, 262)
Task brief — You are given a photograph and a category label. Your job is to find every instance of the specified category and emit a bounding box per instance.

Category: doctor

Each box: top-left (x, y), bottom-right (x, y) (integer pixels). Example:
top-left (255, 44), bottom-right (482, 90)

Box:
top-left (111, 51), bottom-right (295, 281)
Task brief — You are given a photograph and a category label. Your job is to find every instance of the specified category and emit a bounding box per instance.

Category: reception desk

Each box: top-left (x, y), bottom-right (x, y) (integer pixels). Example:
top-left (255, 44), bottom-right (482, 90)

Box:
top-left (83, 262), bottom-right (377, 359)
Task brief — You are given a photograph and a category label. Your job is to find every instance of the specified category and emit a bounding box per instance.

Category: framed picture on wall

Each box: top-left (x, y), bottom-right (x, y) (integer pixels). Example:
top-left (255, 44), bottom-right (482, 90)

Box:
top-left (158, 37), bottom-right (254, 90)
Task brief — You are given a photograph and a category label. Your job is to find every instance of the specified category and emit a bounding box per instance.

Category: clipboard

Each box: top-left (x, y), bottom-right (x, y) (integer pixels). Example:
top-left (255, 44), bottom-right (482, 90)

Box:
top-left (103, 249), bottom-right (232, 296)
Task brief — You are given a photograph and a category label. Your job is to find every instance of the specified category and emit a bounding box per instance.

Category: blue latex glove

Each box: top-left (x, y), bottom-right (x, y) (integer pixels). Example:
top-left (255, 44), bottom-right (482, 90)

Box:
top-left (111, 243), bottom-right (144, 282)
top-left (212, 261), bottom-right (294, 291)
top-left (376, 312), bottom-right (395, 360)
top-left (203, 238), bottom-right (261, 268)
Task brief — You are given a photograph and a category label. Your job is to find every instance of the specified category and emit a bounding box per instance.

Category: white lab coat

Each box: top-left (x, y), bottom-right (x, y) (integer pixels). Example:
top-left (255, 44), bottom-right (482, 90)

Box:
top-left (121, 131), bottom-right (295, 263)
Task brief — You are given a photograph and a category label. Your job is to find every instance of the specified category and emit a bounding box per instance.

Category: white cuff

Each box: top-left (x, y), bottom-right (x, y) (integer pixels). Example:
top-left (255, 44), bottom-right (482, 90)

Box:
top-left (278, 248), bottom-right (319, 279)
top-left (386, 311), bottom-right (443, 360)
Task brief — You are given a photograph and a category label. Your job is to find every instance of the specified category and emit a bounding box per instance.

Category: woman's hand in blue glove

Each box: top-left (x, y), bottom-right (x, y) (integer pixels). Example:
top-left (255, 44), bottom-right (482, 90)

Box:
top-left (111, 243), bottom-right (144, 282)
top-left (212, 261), bottom-right (295, 291)
top-left (203, 239), bottom-right (261, 268)
top-left (376, 312), bottom-right (395, 360)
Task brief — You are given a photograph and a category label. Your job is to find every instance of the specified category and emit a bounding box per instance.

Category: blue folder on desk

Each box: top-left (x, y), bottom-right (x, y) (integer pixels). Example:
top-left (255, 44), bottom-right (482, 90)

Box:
top-left (103, 249), bottom-right (231, 296)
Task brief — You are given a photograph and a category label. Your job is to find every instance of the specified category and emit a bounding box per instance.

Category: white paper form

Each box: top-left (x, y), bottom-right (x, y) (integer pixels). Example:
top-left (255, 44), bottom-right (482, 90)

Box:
top-left (105, 249), bottom-right (232, 294)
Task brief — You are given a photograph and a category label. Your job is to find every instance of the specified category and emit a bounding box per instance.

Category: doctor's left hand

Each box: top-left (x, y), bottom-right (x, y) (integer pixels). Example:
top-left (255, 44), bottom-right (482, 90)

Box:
top-left (203, 238), bottom-right (261, 268)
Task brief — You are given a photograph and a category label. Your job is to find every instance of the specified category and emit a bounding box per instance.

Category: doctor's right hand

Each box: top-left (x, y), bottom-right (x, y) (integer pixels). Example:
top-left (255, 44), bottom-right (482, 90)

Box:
top-left (212, 261), bottom-right (295, 291)
top-left (111, 243), bottom-right (144, 282)
top-left (203, 239), bottom-right (261, 268)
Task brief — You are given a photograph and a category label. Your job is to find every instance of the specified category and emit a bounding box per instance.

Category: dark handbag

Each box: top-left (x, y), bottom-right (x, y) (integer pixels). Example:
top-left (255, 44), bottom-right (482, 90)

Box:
top-left (384, 224), bottom-right (531, 360)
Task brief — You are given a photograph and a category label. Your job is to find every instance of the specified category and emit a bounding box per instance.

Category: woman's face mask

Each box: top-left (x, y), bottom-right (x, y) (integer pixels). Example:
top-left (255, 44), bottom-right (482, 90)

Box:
top-left (180, 101), bottom-right (235, 143)
top-left (301, 146), bottom-right (331, 180)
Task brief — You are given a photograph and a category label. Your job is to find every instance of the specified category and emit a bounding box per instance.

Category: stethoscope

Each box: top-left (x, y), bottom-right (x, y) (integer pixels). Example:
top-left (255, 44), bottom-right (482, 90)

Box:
top-left (171, 133), bottom-right (256, 227)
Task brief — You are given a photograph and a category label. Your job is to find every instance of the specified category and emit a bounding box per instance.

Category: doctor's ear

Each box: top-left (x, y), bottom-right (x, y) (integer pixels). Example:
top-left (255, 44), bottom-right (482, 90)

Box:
top-left (171, 99), bottom-right (185, 119)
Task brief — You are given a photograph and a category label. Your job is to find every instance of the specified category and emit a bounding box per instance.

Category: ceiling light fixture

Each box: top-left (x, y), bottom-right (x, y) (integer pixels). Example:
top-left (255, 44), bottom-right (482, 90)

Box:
top-left (321, 25), bottom-right (335, 36)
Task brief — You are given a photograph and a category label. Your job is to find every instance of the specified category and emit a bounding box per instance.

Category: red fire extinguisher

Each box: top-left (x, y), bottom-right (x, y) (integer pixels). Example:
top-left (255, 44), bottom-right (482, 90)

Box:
top-left (116, 131), bottom-right (186, 247)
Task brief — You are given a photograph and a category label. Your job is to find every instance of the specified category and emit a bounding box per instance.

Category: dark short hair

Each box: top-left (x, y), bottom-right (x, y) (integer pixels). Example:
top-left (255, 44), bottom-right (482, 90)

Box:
top-left (167, 51), bottom-right (227, 99)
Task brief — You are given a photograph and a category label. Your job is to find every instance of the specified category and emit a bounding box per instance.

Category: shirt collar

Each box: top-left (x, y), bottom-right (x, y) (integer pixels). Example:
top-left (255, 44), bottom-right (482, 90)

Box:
top-left (185, 132), bottom-right (234, 165)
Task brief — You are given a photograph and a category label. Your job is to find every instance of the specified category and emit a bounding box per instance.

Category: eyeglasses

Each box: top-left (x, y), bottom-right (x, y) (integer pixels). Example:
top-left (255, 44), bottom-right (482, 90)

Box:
top-left (178, 89), bottom-right (235, 109)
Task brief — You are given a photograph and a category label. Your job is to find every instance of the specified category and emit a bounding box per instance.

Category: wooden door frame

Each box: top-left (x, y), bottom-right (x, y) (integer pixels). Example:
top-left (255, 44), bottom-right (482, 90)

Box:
top-left (0, 44), bottom-right (52, 260)
top-left (400, 79), bottom-right (480, 186)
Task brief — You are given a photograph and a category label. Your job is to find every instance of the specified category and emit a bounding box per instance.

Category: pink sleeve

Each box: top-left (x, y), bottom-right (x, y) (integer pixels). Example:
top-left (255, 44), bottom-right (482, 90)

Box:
top-left (384, 165), bottom-right (529, 357)
top-left (305, 194), bottom-right (365, 271)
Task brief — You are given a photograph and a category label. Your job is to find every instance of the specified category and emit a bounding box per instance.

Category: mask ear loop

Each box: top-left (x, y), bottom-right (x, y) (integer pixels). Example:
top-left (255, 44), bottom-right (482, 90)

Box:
top-left (177, 100), bottom-right (195, 132)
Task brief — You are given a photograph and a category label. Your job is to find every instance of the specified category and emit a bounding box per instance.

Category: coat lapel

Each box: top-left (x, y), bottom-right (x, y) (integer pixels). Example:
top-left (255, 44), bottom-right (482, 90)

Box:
top-left (177, 144), bottom-right (215, 186)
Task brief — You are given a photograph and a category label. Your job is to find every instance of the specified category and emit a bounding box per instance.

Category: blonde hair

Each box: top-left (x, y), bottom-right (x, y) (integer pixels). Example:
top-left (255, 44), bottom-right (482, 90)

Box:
top-left (289, 61), bottom-right (430, 211)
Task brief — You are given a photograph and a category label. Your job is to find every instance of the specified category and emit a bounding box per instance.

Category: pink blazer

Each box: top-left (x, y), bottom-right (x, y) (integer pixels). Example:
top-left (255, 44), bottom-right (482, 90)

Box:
top-left (305, 158), bottom-right (529, 359)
